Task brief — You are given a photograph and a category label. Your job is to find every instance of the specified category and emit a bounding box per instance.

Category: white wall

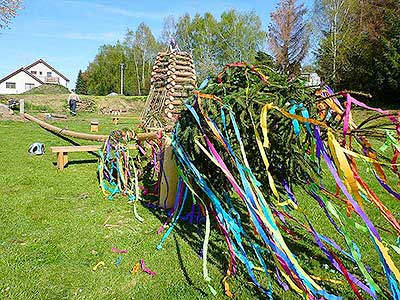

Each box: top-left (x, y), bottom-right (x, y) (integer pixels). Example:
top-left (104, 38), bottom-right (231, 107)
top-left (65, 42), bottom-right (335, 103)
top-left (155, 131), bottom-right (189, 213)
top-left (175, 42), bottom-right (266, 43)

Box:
top-left (0, 72), bottom-right (41, 94)
top-left (27, 62), bottom-right (68, 87)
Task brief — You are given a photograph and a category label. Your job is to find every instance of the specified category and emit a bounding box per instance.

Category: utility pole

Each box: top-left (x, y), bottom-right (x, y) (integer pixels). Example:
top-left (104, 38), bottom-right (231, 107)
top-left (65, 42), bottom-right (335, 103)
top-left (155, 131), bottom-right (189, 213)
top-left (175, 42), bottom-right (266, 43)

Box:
top-left (120, 63), bottom-right (124, 95)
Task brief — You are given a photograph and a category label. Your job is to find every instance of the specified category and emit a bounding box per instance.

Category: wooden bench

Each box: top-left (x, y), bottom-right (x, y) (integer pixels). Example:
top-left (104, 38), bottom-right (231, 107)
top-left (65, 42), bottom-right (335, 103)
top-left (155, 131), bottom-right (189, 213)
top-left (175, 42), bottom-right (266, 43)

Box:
top-left (51, 145), bottom-right (101, 171)
top-left (51, 145), bottom-right (137, 170)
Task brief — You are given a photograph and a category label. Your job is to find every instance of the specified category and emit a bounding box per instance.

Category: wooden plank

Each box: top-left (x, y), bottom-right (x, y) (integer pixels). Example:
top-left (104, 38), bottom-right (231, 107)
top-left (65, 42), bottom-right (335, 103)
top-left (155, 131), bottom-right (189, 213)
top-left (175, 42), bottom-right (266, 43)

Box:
top-left (57, 152), bottom-right (65, 170)
top-left (51, 145), bottom-right (101, 152)
top-left (63, 152), bottom-right (68, 167)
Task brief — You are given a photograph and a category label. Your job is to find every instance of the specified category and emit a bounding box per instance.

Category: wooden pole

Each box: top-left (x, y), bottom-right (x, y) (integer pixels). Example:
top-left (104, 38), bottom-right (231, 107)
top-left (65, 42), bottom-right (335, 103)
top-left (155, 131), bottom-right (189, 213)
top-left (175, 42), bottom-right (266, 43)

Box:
top-left (19, 99), bottom-right (24, 115)
top-left (24, 113), bottom-right (157, 142)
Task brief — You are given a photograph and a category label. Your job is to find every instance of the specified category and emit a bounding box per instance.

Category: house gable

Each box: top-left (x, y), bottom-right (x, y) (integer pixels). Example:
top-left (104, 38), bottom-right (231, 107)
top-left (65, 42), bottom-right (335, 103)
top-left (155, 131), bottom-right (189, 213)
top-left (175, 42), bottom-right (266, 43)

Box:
top-left (25, 59), bottom-right (69, 82)
top-left (0, 58), bottom-right (69, 94)
top-left (0, 69), bottom-right (43, 94)
top-left (0, 68), bottom-right (44, 85)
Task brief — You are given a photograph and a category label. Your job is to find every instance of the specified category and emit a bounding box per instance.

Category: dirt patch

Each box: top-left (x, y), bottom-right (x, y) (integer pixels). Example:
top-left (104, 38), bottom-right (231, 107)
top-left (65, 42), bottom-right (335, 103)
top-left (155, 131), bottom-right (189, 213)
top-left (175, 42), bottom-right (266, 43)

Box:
top-left (0, 105), bottom-right (23, 121)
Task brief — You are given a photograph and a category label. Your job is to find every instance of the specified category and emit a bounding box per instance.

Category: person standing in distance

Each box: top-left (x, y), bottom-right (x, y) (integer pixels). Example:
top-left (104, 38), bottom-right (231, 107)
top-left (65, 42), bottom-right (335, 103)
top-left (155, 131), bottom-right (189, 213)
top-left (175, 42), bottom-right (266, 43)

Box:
top-left (67, 89), bottom-right (80, 116)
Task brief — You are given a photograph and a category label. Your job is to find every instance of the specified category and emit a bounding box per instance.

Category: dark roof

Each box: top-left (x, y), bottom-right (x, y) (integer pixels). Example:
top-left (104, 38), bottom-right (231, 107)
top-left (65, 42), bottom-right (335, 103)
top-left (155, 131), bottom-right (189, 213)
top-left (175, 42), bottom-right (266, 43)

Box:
top-left (25, 59), bottom-right (70, 82)
top-left (0, 68), bottom-right (44, 85)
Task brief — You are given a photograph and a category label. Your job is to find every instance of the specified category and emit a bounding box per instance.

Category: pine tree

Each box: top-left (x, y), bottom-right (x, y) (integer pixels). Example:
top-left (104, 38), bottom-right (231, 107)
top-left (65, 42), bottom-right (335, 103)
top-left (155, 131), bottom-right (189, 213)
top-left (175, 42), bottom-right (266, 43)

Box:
top-left (75, 70), bottom-right (87, 95)
top-left (268, 0), bottom-right (310, 76)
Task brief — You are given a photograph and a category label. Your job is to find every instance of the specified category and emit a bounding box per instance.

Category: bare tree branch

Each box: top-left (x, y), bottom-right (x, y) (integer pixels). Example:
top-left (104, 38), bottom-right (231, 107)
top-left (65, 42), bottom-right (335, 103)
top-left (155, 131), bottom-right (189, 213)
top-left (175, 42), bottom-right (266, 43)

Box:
top-left (0, 0), bottom-right (23, 29)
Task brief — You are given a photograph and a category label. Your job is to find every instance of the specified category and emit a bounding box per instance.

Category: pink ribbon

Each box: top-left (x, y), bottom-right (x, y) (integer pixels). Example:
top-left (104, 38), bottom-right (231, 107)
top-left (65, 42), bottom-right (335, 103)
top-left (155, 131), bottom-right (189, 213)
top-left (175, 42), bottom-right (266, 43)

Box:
top-left (140, 259), bottom-right (156, 277)
top-left (112, 247), bottom-right (129, 254)
top-left (343, 93), bottom-right (398, 136)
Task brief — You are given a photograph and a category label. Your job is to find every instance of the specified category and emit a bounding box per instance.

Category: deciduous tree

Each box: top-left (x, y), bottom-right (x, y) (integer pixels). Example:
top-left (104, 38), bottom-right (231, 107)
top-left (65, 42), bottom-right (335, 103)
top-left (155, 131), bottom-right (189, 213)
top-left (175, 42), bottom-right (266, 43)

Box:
top-left (176, 10), bottom-right (266, 79)
top-left (314, 0), bottom-right (356, 85)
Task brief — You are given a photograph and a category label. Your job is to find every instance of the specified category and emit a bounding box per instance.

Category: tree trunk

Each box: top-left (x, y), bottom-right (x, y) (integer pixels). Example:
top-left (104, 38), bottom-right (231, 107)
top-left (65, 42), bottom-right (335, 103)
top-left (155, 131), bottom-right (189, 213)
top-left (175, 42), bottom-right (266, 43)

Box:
top-left (133, 51), bottom-right (142, 96)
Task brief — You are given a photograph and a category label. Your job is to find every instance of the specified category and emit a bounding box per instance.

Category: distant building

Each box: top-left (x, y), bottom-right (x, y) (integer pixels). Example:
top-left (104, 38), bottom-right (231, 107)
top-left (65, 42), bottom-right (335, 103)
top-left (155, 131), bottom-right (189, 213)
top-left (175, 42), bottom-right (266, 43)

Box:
top-left (0, 59), bottom-right (69, 94)
top-left (300, 72), bottom-right (321, 87)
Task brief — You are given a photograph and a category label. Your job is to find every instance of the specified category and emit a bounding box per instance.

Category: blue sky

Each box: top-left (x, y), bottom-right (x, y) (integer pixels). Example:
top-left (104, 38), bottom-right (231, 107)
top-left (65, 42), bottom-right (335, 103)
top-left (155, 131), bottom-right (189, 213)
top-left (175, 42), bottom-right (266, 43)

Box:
top-left (0, 0), bottom-right (313, 88)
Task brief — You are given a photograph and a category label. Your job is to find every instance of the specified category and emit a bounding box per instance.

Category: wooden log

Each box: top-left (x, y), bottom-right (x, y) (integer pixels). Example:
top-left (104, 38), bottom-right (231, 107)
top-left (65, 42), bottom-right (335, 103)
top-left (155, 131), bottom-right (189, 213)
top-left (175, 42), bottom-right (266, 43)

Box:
top-left (165, 98), bottom-right (183, 107)
top-left (173, 84), bottom-right (195, 90)
top-left (169, 53), bottom-right (193, 60)
top-left (173, 60), bottom-right (194, 67)
top-left (168, 65), bottom-right (196, 72)
top-left (151, 75), bottom-right (168, 82)
top-left (24, 113), bottom-right (157, 141)
top-left (171, 100), bottom-right (183, 105)
top-left (172, 92), bottom-right (190, 98)
top-left (152, 71), bottom-right (168, 77)
top-left (174, 77), bottom-right (196, 84)
top-left (159, 137), bottom-right (178, 208)
top-left (19, 99), bottom-right (24, 115)
top-left (170, 57), bottom-right (194, 64)
top-left (175, 51), bottom-right (192, 57)
top-left (165, 109), bottom-right (181, 115)
top-left (172, 71), bottom-right (196, 77)
top-left (155, 60), bottom-right (169, 65)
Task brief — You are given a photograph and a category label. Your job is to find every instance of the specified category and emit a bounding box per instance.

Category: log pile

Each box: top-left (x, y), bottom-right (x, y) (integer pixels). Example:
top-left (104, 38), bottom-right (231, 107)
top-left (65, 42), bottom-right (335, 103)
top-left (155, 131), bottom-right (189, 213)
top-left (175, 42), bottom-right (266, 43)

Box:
top-left (141, 50), bottom-right (196, 128)
top-left (77, 98), bottom-right (96, 112)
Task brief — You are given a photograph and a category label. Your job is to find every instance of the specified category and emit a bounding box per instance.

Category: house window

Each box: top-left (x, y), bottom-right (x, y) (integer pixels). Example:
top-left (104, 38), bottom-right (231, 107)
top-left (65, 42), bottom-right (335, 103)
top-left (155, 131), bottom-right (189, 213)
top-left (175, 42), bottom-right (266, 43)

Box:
top-left (39, 71), bottom-right (42, 75)
top-left (6, 82), bottom-right (16, 89)
top-left (31, 71), bottom-right (37, 75)
top-left (47, 72), bottom-right (52, 77)
top-left (25, 83), bottom-right (35, 91)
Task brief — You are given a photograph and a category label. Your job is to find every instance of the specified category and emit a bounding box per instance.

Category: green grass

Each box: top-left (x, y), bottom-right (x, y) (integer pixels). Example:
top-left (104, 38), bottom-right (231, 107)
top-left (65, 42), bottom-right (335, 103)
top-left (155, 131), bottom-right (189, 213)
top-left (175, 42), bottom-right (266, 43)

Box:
top-left (0, 109), bottom-right (399, 299)
top-left (22, 84), bottom-right (69, 95)
top-left (0, 113), bottom-right (267, 300)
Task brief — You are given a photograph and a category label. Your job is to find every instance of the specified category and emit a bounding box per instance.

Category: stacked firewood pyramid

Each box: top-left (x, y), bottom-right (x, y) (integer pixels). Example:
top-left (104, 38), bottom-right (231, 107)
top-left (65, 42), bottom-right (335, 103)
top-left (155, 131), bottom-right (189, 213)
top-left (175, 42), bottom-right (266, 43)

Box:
top-left (141, 50), bottom-right (196, 129)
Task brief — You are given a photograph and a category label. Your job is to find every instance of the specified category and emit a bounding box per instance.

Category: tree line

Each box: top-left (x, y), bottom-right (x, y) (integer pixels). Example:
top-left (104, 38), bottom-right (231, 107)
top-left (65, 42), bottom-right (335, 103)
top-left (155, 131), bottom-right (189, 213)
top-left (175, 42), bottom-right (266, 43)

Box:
top-left (75, 1), bottom-right (399, 104)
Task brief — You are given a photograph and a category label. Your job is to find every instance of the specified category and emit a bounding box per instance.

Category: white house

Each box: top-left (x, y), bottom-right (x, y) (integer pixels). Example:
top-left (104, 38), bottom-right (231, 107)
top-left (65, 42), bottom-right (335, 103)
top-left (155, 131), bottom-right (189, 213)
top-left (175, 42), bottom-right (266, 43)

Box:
top-left (0, 59), bottom-right (69, 94)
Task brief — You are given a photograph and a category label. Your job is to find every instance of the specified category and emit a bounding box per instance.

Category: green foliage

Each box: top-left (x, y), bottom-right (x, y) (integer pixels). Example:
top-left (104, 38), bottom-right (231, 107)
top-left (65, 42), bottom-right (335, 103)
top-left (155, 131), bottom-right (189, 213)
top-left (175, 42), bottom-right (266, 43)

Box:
top-left (175, 10), bottom-right (266, 80)
top-left (315, 0), bottom-right (400, 104)
top-left (22, 84), bottom-right (69, 95)
top-left (85, 43), bottom-right (125, 96)
top-left (84, 24), bottom-right (161, 96)
top-left (75, 69), bottom-right (88, 95)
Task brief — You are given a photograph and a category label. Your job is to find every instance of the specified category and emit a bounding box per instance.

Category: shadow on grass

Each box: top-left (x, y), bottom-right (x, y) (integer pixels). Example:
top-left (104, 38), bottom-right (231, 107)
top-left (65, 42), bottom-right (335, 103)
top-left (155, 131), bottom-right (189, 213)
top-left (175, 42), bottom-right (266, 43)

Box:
top-left (173, 235), bottom-right (208, 297)
top-left (52, 159), bottom-right (99, 168)
top-left (138, 201), bottom-right (330, 299)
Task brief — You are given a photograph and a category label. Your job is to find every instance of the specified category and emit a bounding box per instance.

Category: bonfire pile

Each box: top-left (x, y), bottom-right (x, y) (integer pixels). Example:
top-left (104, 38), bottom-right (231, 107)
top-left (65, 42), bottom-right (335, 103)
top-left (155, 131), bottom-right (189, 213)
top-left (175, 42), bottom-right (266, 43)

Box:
top-left (145, 50), bottom-right (196, 125)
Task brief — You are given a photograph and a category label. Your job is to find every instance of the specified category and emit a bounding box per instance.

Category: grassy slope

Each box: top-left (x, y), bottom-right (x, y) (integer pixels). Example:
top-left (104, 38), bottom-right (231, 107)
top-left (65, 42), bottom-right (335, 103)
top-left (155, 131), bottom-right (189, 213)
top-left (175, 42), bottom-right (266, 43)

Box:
top-left (22, 84), bottom-right (69, 95)
top-left (0, 93), bottom-right (147, 115)
top-left (0, 107), bottom-right (399, 299)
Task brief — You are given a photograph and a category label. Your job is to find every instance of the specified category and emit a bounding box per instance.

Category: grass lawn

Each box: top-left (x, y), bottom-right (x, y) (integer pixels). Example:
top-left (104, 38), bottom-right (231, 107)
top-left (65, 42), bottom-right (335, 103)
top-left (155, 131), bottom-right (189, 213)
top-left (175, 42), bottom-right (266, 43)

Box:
top-left (0, 110), bottom-right (399, 299)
